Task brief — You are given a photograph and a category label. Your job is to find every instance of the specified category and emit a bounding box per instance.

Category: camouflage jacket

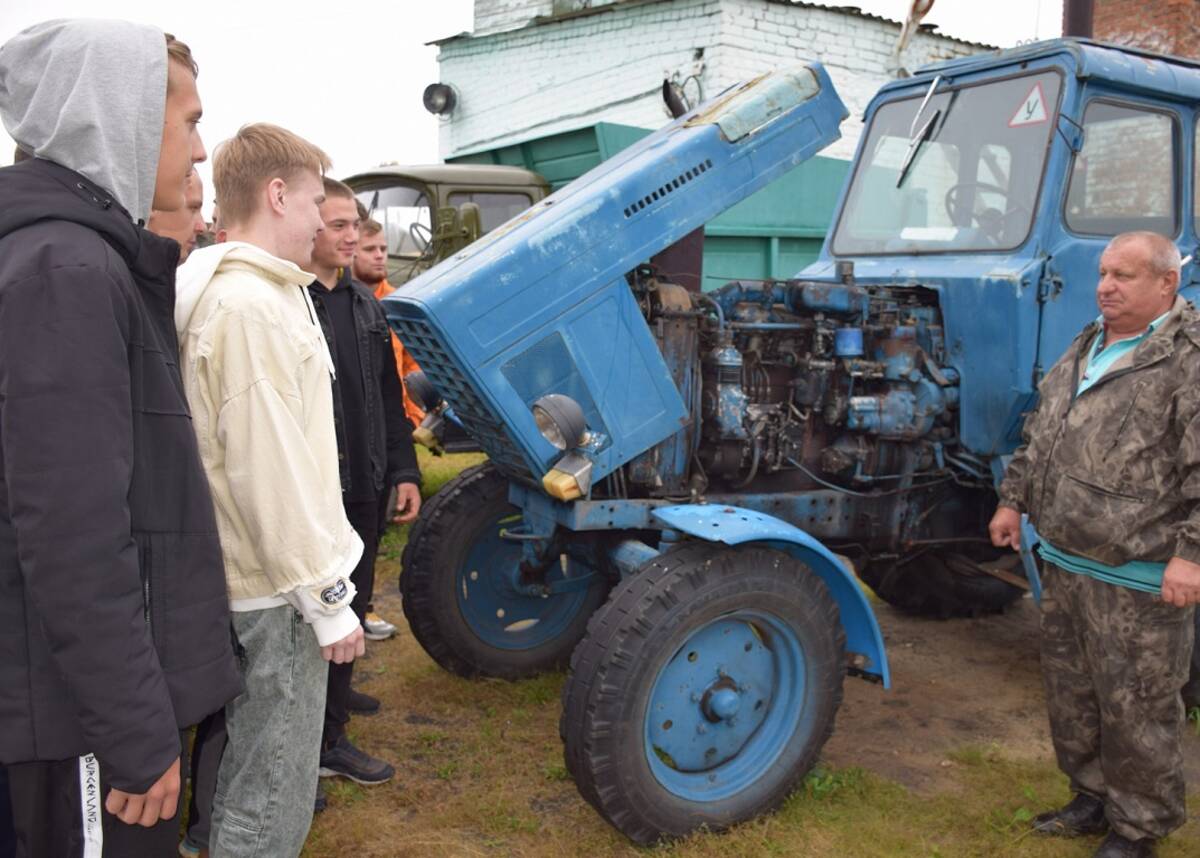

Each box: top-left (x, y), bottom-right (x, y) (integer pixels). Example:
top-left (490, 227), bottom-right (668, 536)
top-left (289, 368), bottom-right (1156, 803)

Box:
top-left (998, 296), bottom-right (1200, 567)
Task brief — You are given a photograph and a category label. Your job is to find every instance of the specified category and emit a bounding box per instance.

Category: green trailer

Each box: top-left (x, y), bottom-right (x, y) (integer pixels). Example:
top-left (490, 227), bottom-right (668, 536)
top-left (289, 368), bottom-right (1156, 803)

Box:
top-left (449, 121), bottom-right (848, 290)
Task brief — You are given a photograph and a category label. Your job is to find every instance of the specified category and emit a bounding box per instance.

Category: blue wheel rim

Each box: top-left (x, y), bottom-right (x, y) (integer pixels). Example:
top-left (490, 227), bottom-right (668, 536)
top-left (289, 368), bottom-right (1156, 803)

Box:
top-left (455, 513), bottom-right (593, 651)
top-left (643, 609), bottom-right (809, 802)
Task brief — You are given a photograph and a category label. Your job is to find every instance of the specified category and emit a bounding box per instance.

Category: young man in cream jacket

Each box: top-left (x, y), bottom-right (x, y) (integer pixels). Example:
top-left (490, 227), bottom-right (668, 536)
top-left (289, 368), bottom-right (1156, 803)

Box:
top-left (175, 123), bottom-right (364, 858)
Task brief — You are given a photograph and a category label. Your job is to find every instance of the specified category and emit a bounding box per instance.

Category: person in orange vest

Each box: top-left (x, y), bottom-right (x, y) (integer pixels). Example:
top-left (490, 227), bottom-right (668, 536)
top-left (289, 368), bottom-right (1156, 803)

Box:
top-left (353, 216), bottom-right (425, 427)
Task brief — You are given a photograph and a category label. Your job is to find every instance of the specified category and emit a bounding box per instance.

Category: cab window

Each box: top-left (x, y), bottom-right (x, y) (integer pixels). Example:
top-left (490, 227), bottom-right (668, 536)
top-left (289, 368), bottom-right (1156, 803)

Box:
top-left (1065, 101), bottom-right (1177, 236)
top-left (356, 185), bottom-right (432, 256)
top-left (447, 191), bottom-right (533, 232)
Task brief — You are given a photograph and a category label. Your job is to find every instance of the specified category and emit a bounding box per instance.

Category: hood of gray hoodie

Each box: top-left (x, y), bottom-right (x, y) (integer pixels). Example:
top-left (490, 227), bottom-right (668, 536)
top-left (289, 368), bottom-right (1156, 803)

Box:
top-left (0, 19), bottom-right (167, 224)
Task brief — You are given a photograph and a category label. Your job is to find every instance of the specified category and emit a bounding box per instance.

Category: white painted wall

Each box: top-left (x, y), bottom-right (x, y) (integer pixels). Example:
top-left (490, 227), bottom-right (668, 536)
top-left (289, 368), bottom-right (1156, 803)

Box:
top-left (473, 0), bottom-right (555, 36)
top-left (440, 0), bottom-right (990, 160)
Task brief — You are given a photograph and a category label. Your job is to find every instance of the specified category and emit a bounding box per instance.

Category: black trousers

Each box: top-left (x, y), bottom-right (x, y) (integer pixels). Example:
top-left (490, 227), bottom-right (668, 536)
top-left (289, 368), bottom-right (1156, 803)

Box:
top-left (182, 709), bottom-right (226, 849)
top-left (323, 493), bottom-right (387, 743)
top-left (7, 732), bottom-right (189, 858)
top-left (0, 767), bottom-right (15, 858)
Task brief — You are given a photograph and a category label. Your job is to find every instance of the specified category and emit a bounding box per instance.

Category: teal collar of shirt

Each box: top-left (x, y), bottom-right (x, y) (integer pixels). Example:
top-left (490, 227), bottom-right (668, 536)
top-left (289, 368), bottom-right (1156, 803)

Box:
top-left (1092, 307), bottom-right (1173, 355)
top-left (1077, 306), bottom-right (1174, 395)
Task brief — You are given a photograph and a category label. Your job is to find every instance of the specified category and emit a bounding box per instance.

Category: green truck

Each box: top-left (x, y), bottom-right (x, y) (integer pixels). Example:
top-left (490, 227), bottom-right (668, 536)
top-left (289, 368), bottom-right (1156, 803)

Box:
top-left (344, 163), bottom-right (552, 287)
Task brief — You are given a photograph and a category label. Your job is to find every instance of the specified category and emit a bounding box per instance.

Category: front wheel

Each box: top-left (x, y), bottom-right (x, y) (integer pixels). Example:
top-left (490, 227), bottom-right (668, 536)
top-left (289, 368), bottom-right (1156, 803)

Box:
top-left (400, 463), bottom-right (609, 679)
top-left (560, 543), bottom-right (846, 844)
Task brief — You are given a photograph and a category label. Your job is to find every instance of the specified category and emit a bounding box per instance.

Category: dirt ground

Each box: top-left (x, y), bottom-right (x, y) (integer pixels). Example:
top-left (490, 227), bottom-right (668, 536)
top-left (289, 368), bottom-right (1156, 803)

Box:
top-left (824, 594), bottom-right (1200, 793)
top-left (301, 457), bottom-right (1199, 856)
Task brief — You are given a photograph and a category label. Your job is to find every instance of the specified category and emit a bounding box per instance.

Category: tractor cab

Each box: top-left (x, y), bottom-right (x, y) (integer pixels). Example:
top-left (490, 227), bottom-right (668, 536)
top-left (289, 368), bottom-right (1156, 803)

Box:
top-left (806, 38), bottom-right (1200, 458)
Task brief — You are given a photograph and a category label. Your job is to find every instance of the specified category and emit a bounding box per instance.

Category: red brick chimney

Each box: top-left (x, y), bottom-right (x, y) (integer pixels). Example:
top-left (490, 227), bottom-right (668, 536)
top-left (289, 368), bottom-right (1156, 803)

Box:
top-left (1092, 0), bottom-right (1200, 58)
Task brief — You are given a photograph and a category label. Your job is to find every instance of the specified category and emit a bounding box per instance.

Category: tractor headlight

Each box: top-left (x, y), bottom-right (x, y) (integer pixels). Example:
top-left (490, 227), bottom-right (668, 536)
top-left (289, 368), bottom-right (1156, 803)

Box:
top-left (531, 394), bottom-right (587, 451)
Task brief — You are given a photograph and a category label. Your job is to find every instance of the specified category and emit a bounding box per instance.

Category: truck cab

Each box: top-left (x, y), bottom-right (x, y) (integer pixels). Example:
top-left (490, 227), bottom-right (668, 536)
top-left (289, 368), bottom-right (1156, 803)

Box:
top-left (814, 38), bottom-right (1200, 460)
top-left (343, 163), bottom-right (550, 286)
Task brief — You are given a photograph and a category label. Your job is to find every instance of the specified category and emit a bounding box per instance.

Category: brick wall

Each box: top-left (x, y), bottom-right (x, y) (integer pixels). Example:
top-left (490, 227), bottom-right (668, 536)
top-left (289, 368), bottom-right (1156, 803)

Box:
top-left (710, 1), bottom-right (983, 159)
top-left (439, 0), bottom-right (723, 157)
top-left (438, 0), bottom-right (988, 160)
top-left (1093, 0), bottom-right (1200, 57)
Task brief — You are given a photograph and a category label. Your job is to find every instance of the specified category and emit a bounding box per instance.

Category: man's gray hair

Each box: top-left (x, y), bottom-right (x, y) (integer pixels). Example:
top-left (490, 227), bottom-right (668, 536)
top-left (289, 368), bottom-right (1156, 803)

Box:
top-left (1109, 231), bottom-right (1182, 275)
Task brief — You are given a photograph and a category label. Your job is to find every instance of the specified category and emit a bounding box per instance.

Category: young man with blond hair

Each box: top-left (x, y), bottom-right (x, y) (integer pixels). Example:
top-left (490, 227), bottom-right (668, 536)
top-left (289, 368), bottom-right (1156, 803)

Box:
top-left (0, 21), bottom-right (241, 856)
top-left (175, 123), bottom-right (365, 858)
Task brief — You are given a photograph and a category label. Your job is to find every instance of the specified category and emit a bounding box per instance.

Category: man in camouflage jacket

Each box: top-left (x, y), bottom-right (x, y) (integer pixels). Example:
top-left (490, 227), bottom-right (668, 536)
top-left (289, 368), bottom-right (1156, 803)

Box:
top-left (991, 231), bottom-right (1200, 858)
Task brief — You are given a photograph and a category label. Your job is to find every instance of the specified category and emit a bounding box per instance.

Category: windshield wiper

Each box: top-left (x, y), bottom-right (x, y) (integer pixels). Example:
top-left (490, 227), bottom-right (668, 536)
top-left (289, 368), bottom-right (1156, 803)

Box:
top-left (896, 109), bottom-right (940, 188)
top-left (896, 74), bottom-right (944, 189)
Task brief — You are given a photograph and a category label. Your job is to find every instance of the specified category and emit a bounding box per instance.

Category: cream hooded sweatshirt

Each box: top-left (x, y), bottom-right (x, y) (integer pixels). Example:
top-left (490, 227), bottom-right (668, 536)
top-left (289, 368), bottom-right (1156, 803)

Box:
top-left (175, 241), bottom-right (362, 646)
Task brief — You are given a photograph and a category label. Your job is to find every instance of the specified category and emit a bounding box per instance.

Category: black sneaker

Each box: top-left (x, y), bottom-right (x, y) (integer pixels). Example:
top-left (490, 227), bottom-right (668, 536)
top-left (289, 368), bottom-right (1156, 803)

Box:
top-left (318, 736), bottom-right (395, 785)
top-left (1032, 793), bottom-right (1108, 837)
top-left (314, 781), bottom-right (327, 813)
top-left (347, 689), bottom-right (381, 715)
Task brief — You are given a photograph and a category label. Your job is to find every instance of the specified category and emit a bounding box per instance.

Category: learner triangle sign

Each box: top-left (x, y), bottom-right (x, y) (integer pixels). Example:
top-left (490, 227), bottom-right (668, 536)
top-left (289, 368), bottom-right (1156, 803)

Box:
top-left (1009, 82), bottom-right (1048, 127)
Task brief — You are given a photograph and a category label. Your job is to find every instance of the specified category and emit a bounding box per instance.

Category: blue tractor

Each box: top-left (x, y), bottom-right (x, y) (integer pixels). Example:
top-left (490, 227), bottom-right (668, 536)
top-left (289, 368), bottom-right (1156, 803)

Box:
top-left (384, 39), bottom-right (1200, 843)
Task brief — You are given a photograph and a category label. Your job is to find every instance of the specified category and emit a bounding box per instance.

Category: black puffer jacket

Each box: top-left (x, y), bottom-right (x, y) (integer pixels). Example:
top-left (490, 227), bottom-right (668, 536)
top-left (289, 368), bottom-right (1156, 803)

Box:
top-left (0, 159), bottom-right (242, 792)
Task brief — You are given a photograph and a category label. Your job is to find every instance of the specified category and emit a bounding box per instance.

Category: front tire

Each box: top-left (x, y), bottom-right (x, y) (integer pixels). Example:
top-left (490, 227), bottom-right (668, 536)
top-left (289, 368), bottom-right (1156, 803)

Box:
top-left (560, 543), bottom-right (845, 844)
top-left (400, 463), bottom-right (609, 679)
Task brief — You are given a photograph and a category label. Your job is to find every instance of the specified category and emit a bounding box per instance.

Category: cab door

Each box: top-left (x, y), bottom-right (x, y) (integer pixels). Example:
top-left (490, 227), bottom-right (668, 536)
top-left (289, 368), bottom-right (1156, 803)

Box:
top-left (1038, 96), bottom-right (1183, 376)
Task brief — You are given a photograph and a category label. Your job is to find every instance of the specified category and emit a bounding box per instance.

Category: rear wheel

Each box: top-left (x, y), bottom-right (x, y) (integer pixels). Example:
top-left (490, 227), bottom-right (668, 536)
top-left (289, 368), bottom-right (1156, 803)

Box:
top-left (400, 463), bottom-right (609, 679)
top-left (858, 548), bottom-right (1024, 619)
top-left (561, 543), bottom-right (845, 844)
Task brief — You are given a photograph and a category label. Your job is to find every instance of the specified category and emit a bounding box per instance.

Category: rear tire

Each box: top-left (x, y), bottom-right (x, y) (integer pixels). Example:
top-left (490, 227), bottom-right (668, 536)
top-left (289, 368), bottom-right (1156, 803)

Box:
top-left (858, 549), bottom-right (1023, 619)
top-left (400, 463), bottom-right (608, 679)
top-left (561, 543), bottom-right (845, 844)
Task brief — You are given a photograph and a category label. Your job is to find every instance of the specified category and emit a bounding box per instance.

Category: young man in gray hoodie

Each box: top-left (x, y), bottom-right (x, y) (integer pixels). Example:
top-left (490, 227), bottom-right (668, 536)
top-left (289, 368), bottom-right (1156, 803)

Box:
top-left (0, 20), bottom-right (241, 857)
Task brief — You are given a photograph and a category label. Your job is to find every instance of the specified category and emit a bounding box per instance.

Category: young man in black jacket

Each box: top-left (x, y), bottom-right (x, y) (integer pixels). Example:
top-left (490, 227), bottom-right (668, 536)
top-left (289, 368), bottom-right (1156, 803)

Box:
top-left (308, 177), bottom-right (422, 785)
top-left (0, 20), bottom-right (242, 857)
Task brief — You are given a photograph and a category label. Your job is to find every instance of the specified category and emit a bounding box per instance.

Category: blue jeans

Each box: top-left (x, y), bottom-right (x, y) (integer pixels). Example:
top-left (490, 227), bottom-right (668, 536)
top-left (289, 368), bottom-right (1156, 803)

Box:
top-left (210, 605), bottom-right (327, 858)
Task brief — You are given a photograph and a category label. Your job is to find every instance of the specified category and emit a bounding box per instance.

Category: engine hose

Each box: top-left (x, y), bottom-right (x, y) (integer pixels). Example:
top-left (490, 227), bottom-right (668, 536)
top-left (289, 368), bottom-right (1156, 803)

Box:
top-left (695, 292), bottom-right (726, 329)
top-left (785, 457), bottom-right (954, 498)
top-left (731, 437), bottom-right (762, 489)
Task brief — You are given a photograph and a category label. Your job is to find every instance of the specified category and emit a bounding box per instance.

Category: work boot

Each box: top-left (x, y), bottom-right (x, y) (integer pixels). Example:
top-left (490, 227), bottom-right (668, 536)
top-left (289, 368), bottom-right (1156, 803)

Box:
top-left (347, 688), bottom-right (381, 715)
top-left (1032, 793), bottom-right (1108, 837)
top-left (318, 735), bottom-right (395, 785)
top-left (1093, 831), bottom-right (1156, 857)
top-left (1183, 677), bottom-right (1200, 711)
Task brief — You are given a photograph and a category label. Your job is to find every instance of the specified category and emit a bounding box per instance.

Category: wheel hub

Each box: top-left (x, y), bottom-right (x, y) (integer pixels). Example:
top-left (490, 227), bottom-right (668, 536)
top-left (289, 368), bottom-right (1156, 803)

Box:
top-left (456, 513), bottom-right (597, 650)
top-left (701, 681), bottom-right (742, 722)
top-left (646, 614), bottom-right (793, 774)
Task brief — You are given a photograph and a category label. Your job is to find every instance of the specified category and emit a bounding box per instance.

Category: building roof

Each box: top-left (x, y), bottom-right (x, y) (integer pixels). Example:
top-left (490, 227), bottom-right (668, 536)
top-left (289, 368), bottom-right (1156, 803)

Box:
top-left (343, 163), bottom-right (547, 187)
top-left (889, 37), bottom-right (1200, 101)
top-left (430, 0), bottom-right (997, 49)
top-left (764, 2), bottom-right (996, 50)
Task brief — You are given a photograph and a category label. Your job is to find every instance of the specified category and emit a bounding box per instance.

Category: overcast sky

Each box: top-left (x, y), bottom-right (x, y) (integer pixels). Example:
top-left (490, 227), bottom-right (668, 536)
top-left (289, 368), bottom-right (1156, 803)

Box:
top-left (0, 0), bottom-right (1063, 206)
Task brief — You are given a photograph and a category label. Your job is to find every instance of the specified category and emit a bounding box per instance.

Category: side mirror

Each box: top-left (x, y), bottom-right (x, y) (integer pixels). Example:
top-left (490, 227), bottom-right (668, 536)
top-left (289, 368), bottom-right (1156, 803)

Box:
top-left (458, 202), bottom-right (482, 245)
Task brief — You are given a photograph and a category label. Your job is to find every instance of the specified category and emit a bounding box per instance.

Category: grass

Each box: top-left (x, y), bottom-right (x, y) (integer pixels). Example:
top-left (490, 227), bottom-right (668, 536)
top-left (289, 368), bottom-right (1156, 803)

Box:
top-left (302, 450), bottom-right (1200, 858)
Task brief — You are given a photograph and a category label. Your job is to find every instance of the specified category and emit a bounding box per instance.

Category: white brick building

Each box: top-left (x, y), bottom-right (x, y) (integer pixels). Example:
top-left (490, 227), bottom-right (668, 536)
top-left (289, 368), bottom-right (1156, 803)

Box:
top-left (434, 0), bottom-right (993, 160)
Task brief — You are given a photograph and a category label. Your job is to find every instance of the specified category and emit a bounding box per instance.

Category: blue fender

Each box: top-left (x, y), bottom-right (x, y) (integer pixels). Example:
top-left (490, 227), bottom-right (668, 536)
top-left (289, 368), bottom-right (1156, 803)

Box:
top-left (651, 504), bottom-right (891, 688)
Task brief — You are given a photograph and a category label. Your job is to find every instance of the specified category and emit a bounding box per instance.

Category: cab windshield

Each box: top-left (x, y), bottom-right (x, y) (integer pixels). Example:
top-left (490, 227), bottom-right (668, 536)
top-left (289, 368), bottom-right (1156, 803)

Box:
top-left (832, 70), bottom-right (1062, 255)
